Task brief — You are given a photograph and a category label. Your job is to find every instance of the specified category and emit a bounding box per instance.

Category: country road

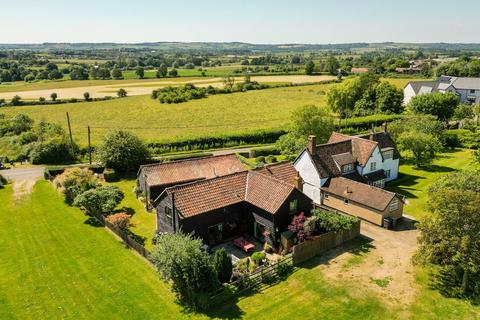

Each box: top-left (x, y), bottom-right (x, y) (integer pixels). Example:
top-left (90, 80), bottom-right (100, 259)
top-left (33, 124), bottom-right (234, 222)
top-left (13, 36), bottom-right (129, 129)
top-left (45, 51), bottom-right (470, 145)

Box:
top-left (1, 167), bottom-right (45, 182)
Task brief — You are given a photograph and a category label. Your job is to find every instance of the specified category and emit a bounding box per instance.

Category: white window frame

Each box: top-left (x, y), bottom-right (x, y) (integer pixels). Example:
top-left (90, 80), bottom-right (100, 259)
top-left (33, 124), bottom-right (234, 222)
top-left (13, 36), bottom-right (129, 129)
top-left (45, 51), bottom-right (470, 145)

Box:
top-left (342, 163), bottom-right (354, 173)
top-left (383, 150), bottom-right (393, 159)
top-left (370, 162), bottom-right (377, 171)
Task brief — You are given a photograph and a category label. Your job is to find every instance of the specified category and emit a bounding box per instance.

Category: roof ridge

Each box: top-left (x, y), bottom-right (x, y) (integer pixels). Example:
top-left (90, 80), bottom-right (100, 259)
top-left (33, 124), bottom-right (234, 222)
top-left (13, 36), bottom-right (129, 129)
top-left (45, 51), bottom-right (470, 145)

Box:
top-left (316, 139), bottom-right (352, 148)
top-left (336, 176), bottom-right (395, 196)
top-left (248, 170), bottom-right (294, 189)
top-left (167, 170), bottom-right (249, 193)
top-left (140, 153), bottom-right (238, 169)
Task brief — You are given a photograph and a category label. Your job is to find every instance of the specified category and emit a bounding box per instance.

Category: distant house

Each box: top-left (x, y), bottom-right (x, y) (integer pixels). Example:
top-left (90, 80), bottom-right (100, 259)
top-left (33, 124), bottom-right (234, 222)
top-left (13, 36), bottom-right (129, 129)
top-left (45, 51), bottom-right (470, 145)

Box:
top-left (404, 75), bottom-right (480, 104)
top-left (294, 125), bottom-right (403, 226)
top-left (350, 67), bottom-right (369, 74)
top-left (137, 154), bottom-right (246, 209)
top-left (153, 162), bottom-right (312, 245)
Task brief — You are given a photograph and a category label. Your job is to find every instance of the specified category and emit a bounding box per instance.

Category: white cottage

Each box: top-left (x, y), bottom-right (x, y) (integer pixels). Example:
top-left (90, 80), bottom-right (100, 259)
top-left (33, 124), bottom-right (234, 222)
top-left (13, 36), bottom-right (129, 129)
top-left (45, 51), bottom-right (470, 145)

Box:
top-left (293, 124), bottom-right (400, 207)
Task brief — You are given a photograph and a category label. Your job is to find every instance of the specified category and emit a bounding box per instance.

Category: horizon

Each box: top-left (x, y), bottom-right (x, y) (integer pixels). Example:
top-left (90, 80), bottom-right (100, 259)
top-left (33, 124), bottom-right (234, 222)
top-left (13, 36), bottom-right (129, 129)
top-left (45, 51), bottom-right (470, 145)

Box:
top-left (2, 0), bottom-right (480, 44)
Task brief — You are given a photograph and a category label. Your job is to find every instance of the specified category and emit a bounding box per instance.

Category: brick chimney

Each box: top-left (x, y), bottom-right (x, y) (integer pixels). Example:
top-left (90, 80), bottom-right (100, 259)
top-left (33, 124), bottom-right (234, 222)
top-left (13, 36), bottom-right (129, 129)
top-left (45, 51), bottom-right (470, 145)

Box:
top-left (381, 122), bottom-right (388, 132)
top-left (294, 172), bottom-right (303, 191)
top-left (307, 135), bottom-right (316, 154)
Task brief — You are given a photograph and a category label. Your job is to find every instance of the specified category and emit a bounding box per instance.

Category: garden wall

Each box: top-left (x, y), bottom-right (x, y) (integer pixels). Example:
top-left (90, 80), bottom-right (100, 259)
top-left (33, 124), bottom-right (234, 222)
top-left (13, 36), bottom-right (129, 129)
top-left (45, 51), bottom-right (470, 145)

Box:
top-left (292, 221), bottom-right (360, 265)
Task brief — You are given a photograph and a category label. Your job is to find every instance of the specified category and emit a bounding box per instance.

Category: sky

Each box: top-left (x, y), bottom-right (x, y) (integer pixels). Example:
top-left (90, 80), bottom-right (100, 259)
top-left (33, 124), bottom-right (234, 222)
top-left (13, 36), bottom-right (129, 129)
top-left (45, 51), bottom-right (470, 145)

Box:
top-left (1, 0), bottom-right (480, 44)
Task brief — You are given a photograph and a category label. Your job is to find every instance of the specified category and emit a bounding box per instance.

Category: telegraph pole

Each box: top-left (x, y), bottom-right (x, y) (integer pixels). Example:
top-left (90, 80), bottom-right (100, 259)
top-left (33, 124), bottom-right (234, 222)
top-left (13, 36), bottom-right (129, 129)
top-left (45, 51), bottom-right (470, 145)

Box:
top-left (87, 125), bottom-right (92, 164)
top-left (66, 112), bottom-right (75, 156)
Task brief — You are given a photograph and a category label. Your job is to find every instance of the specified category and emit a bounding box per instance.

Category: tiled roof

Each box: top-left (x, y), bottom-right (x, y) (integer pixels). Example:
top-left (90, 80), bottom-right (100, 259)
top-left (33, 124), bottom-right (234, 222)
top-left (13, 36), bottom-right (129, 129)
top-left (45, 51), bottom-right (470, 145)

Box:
top-left (332, 152), bottom-right (356, 166)
top-left (245, 171), bottom-right (295, 214)
top-left (139, 154), bottom-right (246, 187)
top-left (322, 177), bottom-right (397, 211)
top-left (357, 132), bottom-right (400, 160)
top-left (164, 170), bottom-right (295, 218)
top-left (311, 140), bottom-right (353, 178)
top-left (254, 162), bottom-right (298, 185)
top-left (328, 132), bottom-right (377, 166)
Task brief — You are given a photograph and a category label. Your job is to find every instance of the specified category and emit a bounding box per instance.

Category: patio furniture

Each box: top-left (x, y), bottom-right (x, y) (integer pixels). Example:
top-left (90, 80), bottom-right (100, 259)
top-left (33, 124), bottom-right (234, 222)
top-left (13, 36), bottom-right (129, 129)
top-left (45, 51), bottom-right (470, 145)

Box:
top-left (233, 237), bottom-right (255, 253)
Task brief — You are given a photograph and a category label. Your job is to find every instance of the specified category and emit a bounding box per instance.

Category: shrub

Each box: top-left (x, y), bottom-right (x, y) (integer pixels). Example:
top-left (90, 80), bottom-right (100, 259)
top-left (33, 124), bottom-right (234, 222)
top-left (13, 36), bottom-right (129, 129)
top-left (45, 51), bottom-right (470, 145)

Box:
top-left (105, 212), bottom-right (131, 229)
top-left (265, 155), bottom-right (276, 163)
top-left (150, 233), bottom-right (219, 311)
top-left (213, 248), bottom-right (233, 283)
top-left (103, 168), bottom-right (117, 182)
top-left (256, 156), bottom-right (265, 164)
top-left (251, 252), bottom-right (266, 265)
top-left (264, 242), bottom-right (273, 254)
top-left (0, 174), bottom-right (8, 186)
top-left (53, 167), bottom-right (99, 203)
top-left (313, 209), bottom-right (358, 233)
top-left (235, 258), bottom-right (249, 273)
top-left (277, 260), bottom-right (293, 278)
top-left (28, 139), bottom-right (77, 164)
top-left (249, 146), bottom-right (280, 157)
top-left (288, 212), bottom-right (307, 243)
top-left (73, 186), bottom-right (124, 216)
top-left (96, 130), bottom-right (150, 172)
top-left (304, 215), bottom-right (320, 236)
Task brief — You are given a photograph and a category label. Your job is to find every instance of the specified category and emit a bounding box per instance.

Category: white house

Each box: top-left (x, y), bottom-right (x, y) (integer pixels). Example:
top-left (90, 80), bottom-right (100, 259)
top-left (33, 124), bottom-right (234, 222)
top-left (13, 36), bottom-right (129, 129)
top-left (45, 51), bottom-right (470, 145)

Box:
top-left (293, 124), bottom-right (400, 206)
top-left (404, 75), bottom-right (480, 105)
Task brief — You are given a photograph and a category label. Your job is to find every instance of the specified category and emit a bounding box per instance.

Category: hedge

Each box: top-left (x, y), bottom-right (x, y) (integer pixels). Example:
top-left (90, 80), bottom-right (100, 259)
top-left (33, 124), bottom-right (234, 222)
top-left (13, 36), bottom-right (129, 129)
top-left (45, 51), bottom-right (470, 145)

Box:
top-left (249, 146), bottom-right (280, 158)
top-left (44, 164), bottom-right (105, 180)
top-left (445, 129), bottom-right (480, 149)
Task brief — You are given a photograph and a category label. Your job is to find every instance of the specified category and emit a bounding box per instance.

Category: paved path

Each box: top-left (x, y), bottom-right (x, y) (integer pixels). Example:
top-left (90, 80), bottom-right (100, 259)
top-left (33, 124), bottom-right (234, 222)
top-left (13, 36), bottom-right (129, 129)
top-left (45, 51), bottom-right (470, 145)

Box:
top-left (1, 167), bottom-right (45, 182)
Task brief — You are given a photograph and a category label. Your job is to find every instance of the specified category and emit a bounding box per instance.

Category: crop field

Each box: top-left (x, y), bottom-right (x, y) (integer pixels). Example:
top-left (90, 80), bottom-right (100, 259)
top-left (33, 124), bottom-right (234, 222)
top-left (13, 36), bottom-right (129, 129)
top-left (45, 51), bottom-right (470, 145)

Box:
top-left (0, 77), bottom-right (420, 147)
top-left (0, 75), bottom-right (335, 100)
top-left (0, 83), bottom-right (333, 146)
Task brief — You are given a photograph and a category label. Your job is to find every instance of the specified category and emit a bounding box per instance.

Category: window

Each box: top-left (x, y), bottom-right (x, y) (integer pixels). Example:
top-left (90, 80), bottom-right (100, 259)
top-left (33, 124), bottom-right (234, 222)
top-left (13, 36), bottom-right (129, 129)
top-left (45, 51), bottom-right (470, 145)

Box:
top-left (342, 163), bottom-right (354, 173)
top-left (386, 170), bottom-right (391, 178)
top-left (389, 199), bottom-right (399, 212)
top-left (164, 206), bottom-right (172, 218)
top-left (471, 89), bottom-right (476, 94)
top-left (373, 179), bottom-right (385, 188)
top-left (289, 199), bottom-right (298, 213)
top-left (324, 192), bottom-right (329, 199)
top-left (344, 198), bottom-right (349, 205)
top-left (370, 162), bottom-right (377, 171)
top-left (382, 150), bottom-right (393, 159)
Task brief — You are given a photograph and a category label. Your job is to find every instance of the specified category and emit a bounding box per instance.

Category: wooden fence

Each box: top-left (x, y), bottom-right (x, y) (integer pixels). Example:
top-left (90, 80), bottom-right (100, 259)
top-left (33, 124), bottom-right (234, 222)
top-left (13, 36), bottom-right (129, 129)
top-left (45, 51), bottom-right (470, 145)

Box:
top-left (210, 254), bottom-right (294, 300)
top-left (90, 211), bottom-right (151, 261)
top-left (292, 220), bottom-right (361, 265)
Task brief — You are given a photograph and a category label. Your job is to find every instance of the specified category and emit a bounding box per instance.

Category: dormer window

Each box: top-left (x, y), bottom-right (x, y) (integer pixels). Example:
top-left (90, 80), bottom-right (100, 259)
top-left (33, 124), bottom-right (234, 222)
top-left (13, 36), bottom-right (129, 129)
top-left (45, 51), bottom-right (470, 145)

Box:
top-left (341, 163), bottom-right (354, 174)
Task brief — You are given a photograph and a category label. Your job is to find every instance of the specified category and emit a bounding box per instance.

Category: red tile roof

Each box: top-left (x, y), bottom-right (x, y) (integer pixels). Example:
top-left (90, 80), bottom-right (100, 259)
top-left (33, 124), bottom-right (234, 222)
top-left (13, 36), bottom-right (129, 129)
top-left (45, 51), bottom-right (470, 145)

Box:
top-left (163, 169), bottom-right (296, 218)
top-left (328, 132), bottom-right (378, 166)
top-left (254, 162), bottom-right (299, 185)
top-left (321, 177), bottom-right (397, 211)
top-left (140, 154), bottom-right (246, 187)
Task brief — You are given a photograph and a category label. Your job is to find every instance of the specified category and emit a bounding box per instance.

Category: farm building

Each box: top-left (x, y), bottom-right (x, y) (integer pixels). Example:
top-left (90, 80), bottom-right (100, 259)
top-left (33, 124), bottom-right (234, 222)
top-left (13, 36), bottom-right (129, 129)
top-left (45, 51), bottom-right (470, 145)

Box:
top-left (153, 162), bottom-right (313, 246)
top-left (294, 126), bottom-right (403, 226)
top-left (137, 154), bottom-right (246, 209)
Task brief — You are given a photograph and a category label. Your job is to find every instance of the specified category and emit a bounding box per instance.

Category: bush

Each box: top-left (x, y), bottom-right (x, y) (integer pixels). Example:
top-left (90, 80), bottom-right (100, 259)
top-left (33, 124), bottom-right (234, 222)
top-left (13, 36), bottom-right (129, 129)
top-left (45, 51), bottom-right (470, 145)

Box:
top-left (213, 248), bottom-right (233, 283)
top-left (0, 174), bottom-right (8, 186)
top-left (28, 139), bottom-right (77, 164)
top-left (103, 168), bottom-right (117, 182)
top-left (53, 167), bottom-right (99, 203)
top-left (249, 146), bottom-right (280, 157)
top-left (265, 155), bottom-right (277, 163)
top-left (105, 212), bottom-right (131, 229)
top-left (73, 186), bottom-right (124, 216)
top-left (256, 156), bottom-right (265, 164)
top-left (150, 233), bottom-right (219, 311)
top-left (96, 130), bottom-right (150, 172)
top-left (277, 260), bottom-right (293, 278)
top-left (251, 252), bottom-right (266, 265)
top-left (264, 243), bottom-right (273, 254)
top-left (313, 209), bottom-right (358, 233)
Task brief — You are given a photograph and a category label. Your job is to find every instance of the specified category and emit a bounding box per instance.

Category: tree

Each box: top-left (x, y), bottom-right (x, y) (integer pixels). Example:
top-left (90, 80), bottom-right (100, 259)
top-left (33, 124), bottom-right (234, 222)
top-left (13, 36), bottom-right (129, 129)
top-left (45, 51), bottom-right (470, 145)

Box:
top-left (288, 212), bottom-right (307, 243)
top-left (374, 82), bottom-right (404, 114)
top-left (96, 130), bottom-right (150, 172)
top-left (408, 92), bottom-right (459, 121)
top-left (453, 104), bottom-right (474, 121)
top-left (117, 88), bottom-right (127, 98)
top-left (150, 233), bottom-right (219, 310)
top-left (111, 68), bottom-right (123, 80)
top-left (212, 248), bottom-right (232, 283)
top-left (53, 167), bottom-right (99, 203)
top-left (135, 67), bottom-right (144, 79)
top-left (156, 64), bottom-right (168, 78)
top-left (416, 171), bottom-right (480, 298)
top-left (50, 92), bottom-right (57, 101)
top-left (83, 92), bottom-right (90, 101)
top-left (223, 76), bottom-right (235, 88)
top-left (69, 66), bottom-right (89, 80)
top-left (324, 56), bottom-right (340, 75)
top-left (8, 113), bottom-right (33, 134)
top-left (11, 95), bottom-right (22, 106)
top-left (73, 186), bottom-right (124, 216)
top-left (276, 105), bottom-right (334, 155)
top-left (305, 61), bottom-right (315, 75)
top-left (397, 131), bottom-right (441, 166)
top-left (473, 149), bottom-right (480, 165)
top-left (388, 115), bottom-right (445, 142)
top-left (168, 68), bottom-right (178, 77)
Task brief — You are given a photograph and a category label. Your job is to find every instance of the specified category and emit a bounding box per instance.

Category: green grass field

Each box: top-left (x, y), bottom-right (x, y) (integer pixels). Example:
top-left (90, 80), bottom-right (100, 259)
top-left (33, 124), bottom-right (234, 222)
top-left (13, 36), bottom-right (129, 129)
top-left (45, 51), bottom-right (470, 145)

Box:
top-left (0, 84), bottom-right (331, 146)
top-left (2, 148), bottom-right (480, 319)
top-left (388, 149), bottom-right (478, 220)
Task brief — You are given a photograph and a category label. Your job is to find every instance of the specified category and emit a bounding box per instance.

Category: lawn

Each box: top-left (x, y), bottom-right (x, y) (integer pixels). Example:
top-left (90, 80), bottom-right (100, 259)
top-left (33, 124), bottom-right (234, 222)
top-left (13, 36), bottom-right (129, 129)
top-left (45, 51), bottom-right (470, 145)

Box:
top-left (388, 148), bottom-right (478, 220)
